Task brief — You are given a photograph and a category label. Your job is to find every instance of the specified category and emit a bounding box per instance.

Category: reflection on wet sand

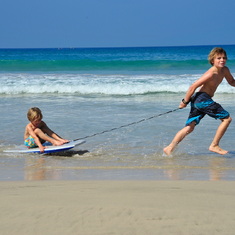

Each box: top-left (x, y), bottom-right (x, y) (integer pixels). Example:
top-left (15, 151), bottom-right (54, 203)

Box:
top-left (163, 155), bottom-right (229, 181)
top-left (24, 150), bottom-right (89, 180)
top-left (24, 150), bottom-right (233, 181)
top-left (209, 157), bottom-right (226, 181)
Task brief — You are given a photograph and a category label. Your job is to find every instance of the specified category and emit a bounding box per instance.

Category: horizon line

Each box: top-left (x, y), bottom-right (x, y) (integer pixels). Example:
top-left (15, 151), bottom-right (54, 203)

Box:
top-left (0, 44), bottom-right (235, 50)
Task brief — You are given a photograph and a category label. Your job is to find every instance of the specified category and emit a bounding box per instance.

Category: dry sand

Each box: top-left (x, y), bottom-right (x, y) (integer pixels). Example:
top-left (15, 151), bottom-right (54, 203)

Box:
top-left (1, 180), bottom-right (235, 235)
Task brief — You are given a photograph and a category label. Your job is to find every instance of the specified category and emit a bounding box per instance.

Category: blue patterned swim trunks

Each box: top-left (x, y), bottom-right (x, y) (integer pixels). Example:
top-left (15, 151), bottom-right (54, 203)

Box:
top-left (186, 92), bottom-right (230, 126)
top-left (24, 136), bottom-right (38, 148)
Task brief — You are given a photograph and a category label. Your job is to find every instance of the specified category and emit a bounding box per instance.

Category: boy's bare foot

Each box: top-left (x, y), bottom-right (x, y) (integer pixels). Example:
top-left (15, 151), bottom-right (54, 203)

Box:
top-left (52, 140), bottom-right (65, 146)
top-left (61, 139), bottom-right (69, 144)
top-left (163, 146), bottom-right (174, 156)
top-left (209, 145), bottom-right (228, 155)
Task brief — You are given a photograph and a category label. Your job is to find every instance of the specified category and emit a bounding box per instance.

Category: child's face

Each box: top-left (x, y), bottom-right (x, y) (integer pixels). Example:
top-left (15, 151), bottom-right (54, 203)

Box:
top-left (213, 53), bottom-right (227, 68)
top-left (31, 118), bottom-right (42, 127)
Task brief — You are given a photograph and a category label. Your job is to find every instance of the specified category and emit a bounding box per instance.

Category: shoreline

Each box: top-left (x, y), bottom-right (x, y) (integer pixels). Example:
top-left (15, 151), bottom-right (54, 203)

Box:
top-left (1, 149), bottom-right (235, 181)
top-left (1, 180), bottom-right (235, 234)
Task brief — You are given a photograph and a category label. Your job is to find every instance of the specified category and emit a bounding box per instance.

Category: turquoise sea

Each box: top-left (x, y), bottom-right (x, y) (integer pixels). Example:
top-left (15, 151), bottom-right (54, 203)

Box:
top-left (1, 45), bottom-right (235, 181)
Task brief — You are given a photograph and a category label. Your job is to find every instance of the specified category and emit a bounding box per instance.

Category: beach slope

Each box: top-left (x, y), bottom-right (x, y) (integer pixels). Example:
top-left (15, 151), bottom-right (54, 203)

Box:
top-left (1, 181), bottom-right (235, 235)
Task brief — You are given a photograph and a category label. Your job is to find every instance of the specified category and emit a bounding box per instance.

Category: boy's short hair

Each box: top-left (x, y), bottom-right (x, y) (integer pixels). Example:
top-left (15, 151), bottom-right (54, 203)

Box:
top-left (27, 107), bottom-right (43, 121)
top-left (208, 47), bottom-right (227, 65)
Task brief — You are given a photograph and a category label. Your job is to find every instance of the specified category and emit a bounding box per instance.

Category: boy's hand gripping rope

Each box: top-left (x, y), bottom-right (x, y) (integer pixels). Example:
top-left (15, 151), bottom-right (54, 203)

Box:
top-left (74, 108), bottom-right (180, 141)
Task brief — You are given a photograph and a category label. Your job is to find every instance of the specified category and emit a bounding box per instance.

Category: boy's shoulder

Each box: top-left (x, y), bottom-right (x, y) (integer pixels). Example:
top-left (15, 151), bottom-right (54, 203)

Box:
top-left (25, 122), bottom-right (32, 132)
top-left (203, 67), bottom-right (216, 77)
top-left (207, 65), bottom-right (229, 75)
top-left (26, 122), bottom-right (31, 128)
top-left (222, 66), bottom-right (230, 72)
top-left (40, 120), bottom-right (47, 126)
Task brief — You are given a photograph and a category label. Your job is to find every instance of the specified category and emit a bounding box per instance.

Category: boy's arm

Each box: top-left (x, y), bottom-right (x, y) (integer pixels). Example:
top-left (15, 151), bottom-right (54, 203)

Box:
top-left (26, 125), bottom-right (45, 152)
top-left (41, 122), bottom-right (68, 142)
top-left (41, 121), bottom-right (55, 137)
top-left (180, 71), bottom-right (213, 108)
top-left (225, 67), bottom-right (235, 86)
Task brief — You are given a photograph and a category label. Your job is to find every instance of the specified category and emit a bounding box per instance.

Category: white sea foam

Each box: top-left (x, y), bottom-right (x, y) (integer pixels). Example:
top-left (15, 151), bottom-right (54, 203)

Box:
top-left (1, 73), bottom-right (235, 95)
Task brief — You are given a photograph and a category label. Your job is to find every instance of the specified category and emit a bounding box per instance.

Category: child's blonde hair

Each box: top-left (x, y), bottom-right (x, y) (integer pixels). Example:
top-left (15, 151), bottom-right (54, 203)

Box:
top-left (27, 107), bottom-right (43, 121)
top-left (208, 47), bottom-right (227, 65)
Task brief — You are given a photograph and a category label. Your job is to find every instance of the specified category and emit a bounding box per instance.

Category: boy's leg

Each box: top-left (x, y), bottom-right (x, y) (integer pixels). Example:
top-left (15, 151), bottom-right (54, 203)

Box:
top-left (34, 128), bottom-right (64, 146)
top-left (163, 122), bottom-right (196, 155)
top-left (209, 117), bottom-right (232, 155)
top-left (42, 126), bottom-right (69, 144)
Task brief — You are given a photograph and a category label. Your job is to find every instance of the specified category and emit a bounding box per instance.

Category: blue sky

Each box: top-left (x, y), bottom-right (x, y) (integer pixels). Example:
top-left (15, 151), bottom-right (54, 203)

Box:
top-left (1, 0), bottom-right (235, 48)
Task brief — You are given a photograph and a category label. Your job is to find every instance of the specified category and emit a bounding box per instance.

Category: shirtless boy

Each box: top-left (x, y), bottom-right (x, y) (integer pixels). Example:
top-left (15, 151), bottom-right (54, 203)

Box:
top-left (24, 107), bottom-right (69, 153)
top-left (164, 47), bottom-right (235, 156)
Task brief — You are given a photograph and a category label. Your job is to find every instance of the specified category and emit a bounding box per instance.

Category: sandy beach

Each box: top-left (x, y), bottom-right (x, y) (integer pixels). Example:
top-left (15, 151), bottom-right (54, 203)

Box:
top-left (1, 180), bottom-right (235, 235)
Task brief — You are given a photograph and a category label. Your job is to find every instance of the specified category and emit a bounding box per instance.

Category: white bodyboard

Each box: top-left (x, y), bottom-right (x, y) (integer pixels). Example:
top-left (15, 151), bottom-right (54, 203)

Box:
top-left (4, 140), bottom-right (85, 154)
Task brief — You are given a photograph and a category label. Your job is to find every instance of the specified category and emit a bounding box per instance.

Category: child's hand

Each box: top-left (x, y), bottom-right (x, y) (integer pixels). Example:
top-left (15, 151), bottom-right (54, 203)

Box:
top-left (39, 146), bottom-right (45, 153)
top-left (179, 101), bottom-right (187, 109)
top-left (180, 98), bottom-right (190, 109)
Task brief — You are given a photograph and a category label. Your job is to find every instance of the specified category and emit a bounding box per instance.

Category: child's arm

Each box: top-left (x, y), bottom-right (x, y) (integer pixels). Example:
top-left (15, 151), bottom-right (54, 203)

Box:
top-left (180, 71), bottom-right (213, 108)
top-left (224, 67), bottom-right (235, 87)
top-left (41, 122), bottom-right (69, 143)
top-left (26, 125), bottom-right (45, 152)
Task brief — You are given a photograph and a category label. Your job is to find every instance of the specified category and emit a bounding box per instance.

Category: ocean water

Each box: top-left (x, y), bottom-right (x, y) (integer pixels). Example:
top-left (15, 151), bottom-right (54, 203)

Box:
top-left (1, 45), bottom-right (235, 181)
